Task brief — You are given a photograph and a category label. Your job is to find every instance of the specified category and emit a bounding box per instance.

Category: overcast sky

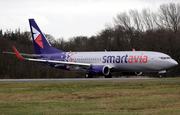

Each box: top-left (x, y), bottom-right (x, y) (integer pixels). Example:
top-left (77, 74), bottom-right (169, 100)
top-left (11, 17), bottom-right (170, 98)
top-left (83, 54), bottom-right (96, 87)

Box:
top-left (0, 0), bottom-right (179, 40)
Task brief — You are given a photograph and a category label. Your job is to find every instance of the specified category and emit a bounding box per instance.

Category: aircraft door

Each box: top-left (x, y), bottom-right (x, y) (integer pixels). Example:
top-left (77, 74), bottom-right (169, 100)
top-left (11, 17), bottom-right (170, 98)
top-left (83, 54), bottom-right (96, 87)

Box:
top-left (151, 55), bottom-right (154, 65)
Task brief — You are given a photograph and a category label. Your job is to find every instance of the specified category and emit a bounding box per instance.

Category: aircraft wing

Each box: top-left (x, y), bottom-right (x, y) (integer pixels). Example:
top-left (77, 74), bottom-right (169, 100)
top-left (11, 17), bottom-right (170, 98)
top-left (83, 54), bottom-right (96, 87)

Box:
top-left (12, 46), bottom-right (91, 67)
top-left (3, 51), bottom-right (41, 58)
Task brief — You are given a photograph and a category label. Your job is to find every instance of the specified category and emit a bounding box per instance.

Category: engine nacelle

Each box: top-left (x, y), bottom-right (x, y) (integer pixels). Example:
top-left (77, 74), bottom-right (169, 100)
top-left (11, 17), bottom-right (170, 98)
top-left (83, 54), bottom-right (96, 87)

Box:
top-left (89, 65), bottom-right (110, 76)
top-left (122, 72), bottom-right (142, 76)
top-left (134, 72), bottom-right (142, 76)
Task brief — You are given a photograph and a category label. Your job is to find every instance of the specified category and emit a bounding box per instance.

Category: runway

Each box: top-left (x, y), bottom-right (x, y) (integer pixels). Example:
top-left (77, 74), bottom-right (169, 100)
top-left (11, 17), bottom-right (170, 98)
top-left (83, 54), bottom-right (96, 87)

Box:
top-left (0, 77), bottom-right (180, 82)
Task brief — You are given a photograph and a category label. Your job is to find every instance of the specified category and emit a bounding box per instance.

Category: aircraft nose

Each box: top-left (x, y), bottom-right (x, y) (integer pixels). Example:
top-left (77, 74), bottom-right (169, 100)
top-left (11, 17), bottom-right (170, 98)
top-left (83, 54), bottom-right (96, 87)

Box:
top-left (169, 59), bottom-right (178, 68)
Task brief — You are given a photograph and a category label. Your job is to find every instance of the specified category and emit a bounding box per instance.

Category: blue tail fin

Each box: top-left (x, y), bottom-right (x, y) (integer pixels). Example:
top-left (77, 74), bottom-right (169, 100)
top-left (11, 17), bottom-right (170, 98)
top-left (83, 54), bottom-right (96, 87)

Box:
top-left (29, 19), bottom-right (63, 54)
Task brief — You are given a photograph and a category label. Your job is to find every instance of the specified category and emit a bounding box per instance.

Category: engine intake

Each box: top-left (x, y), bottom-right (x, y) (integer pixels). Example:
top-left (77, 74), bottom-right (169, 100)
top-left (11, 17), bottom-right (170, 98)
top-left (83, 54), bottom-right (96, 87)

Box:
top-left (89, 65), bottom-right (110, 76)
top-left (135, 72), bottom-right (142, 76)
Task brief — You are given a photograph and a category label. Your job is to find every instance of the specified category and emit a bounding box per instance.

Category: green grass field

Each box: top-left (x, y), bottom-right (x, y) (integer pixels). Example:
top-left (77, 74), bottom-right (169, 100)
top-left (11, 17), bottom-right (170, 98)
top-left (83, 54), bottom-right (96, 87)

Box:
top-left (0, 80), bottom-right (180, 115)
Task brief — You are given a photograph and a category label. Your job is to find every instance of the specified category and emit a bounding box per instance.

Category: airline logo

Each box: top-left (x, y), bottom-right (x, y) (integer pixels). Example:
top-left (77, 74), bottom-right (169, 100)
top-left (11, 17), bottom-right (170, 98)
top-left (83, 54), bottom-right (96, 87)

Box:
top-left (31, 26), bottom-right (44, 49)
top-left (102, 54), bottom-right (148, 63)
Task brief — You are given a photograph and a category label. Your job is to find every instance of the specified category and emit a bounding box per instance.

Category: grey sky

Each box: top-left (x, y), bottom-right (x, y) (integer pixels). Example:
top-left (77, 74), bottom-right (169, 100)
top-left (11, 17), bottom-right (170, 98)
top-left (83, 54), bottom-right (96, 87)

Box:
top-left (0, 0), bottom-right (179, 40)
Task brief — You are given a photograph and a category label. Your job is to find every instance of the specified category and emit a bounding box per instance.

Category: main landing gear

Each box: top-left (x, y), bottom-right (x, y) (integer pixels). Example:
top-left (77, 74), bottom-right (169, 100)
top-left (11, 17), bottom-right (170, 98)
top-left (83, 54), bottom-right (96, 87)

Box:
top-left (85, 73), bottom-right (93, 78)
top-left (85, 73), bottom-right (112, 78)
top-left (105, 73), bottom-right (112, 78)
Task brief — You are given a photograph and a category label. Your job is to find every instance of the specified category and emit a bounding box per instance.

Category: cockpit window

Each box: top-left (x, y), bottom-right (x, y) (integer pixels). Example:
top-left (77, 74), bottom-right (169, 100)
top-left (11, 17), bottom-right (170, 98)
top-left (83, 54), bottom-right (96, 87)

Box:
top-left (160, 57), bottom-right (171, 60)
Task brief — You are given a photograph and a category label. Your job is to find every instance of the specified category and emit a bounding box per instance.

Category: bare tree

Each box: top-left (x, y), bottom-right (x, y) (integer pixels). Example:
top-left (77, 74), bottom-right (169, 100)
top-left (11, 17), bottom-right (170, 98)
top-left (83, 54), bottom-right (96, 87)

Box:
top-left (129, 9), bottom-right (144, 31)
top-left (155, 3), bottom-right (180, 33)
top-left (114, 12), bottom-right (133, 31)
top-left (142, 8), bottom-right (157, 30)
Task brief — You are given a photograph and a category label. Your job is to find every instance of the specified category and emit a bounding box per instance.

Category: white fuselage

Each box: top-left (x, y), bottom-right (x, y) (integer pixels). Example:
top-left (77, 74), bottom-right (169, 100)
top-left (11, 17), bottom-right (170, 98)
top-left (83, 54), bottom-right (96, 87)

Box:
top-left (47, 51), bottom-right (178, 72)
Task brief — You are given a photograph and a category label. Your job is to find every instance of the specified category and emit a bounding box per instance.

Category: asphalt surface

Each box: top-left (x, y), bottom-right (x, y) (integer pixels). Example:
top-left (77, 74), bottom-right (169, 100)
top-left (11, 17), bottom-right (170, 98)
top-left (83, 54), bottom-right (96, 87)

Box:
top-left (0, 77), bottom-right (180, 82)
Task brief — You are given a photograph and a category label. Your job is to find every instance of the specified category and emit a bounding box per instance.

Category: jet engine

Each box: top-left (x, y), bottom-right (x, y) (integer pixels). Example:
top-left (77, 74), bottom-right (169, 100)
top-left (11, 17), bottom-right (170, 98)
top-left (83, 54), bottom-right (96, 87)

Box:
top-left (89, 65), bottom-right (110, 76)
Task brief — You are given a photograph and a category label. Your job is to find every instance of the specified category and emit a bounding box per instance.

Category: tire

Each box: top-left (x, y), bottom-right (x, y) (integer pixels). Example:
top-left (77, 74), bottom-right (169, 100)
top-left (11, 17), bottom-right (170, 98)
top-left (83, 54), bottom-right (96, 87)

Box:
top-left (85, 73), bottom-right (93, 78)
top-left (158, 74), bottom-right (162, 78)
top-left (105, 73), bottom-right (112, 78)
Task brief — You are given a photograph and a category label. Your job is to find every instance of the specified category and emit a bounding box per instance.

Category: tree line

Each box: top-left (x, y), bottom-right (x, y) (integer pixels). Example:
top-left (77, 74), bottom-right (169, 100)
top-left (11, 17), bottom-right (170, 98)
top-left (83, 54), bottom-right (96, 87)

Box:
top-left (0, 3), bottom-right (180, 78)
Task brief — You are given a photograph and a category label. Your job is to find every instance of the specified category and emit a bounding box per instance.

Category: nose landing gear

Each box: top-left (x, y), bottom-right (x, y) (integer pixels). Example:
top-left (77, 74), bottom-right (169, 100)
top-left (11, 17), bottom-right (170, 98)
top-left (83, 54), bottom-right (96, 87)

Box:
top-left (158, 70), bottom-right (167, 78)
top-left (158, 74), bottom-right (162, 78)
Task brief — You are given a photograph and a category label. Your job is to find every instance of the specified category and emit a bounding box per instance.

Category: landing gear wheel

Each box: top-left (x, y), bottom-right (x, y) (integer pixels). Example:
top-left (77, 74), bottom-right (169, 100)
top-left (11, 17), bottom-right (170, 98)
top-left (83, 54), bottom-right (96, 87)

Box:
top-left (158, 74), bottom-right (162, 78)
top-left (105, 73), bottom-right (112, 78)
top-left (85, 73), bottom-right (93, 78)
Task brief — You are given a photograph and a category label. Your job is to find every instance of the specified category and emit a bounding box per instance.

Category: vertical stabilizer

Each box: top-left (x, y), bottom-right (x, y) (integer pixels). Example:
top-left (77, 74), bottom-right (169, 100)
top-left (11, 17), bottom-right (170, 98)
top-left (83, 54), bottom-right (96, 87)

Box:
top-left (29, 19), bottom-right (63, 54)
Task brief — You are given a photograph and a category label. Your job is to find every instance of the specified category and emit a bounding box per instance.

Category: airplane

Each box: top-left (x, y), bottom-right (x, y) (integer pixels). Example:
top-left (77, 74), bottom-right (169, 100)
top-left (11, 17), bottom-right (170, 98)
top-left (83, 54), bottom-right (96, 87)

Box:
top-left (4, 19), bottom-right (178, 78)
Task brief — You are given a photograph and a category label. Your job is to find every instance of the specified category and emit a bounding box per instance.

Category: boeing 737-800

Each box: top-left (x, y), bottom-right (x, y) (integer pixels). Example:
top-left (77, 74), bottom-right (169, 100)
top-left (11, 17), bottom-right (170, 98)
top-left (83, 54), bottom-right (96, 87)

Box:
top-left (5, 19), bottom-right (178, 78)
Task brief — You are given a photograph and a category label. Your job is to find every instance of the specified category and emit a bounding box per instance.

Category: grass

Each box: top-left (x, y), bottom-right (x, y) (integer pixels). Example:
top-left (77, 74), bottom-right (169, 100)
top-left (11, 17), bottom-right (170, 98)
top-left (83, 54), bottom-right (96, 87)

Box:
top-left (0, 81), bottom-right (180, 115)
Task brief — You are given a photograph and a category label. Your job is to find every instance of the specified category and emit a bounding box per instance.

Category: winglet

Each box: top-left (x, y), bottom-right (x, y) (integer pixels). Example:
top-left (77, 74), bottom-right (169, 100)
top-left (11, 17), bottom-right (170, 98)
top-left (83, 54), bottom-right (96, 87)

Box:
top-left (12, 46), bottom-right (24, 59)
top-left (132, 48), bottom-right (135, 51)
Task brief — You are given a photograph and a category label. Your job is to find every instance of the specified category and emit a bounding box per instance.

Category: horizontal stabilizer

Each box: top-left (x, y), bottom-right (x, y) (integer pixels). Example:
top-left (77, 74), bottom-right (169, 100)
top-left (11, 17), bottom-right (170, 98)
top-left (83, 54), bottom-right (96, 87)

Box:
top-left (3, 51), bottom-right (41, 58)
